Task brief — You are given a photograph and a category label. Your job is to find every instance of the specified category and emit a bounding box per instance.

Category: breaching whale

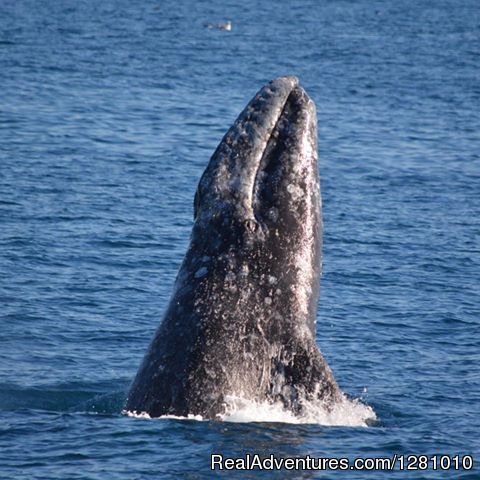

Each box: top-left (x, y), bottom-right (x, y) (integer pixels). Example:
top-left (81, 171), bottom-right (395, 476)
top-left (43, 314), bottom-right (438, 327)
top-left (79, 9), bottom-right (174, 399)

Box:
top-left (125, 76), bottom-right (342, 419)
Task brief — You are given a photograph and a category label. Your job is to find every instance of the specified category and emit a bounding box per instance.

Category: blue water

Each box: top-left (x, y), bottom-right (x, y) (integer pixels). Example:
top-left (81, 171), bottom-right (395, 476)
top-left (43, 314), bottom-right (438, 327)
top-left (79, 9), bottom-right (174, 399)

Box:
top-left (1, 0), bottom-right (479, 477)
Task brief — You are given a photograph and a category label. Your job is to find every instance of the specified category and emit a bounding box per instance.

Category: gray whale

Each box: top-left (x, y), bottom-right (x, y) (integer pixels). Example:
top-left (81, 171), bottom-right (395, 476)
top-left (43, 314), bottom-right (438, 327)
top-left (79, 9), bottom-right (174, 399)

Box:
top-left (125, 76), bottom-right (342, 419)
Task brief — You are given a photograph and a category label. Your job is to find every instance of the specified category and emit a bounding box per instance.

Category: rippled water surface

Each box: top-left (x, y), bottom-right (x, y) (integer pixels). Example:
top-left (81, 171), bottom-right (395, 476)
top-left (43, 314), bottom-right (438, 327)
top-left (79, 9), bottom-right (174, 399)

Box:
top-left (1, 0), bottom-right (479, 478)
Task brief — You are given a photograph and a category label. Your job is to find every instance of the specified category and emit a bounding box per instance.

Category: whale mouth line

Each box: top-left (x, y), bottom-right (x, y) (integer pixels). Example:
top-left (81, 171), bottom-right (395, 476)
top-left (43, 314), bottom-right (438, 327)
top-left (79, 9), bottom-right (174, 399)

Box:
top-left (257, 89), bottom-right (294, 157)
top-left (253, 88), bottom-right (297, 191)
top-left (251, 85), bottom-right (311, 222)
top-left (250, 99), bottom-right (291, 217)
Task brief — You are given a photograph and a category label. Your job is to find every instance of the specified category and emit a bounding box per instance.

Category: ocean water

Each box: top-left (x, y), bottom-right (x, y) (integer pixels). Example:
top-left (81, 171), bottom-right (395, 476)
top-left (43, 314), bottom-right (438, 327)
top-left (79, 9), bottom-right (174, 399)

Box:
top-left (1, 0), bottom-right (479, 478)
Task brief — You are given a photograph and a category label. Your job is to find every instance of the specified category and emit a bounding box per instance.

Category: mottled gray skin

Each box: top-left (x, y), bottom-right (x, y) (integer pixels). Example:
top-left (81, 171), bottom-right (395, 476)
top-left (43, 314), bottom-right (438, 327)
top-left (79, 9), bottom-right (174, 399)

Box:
top-left (125, 76), bottom-right (341, 419)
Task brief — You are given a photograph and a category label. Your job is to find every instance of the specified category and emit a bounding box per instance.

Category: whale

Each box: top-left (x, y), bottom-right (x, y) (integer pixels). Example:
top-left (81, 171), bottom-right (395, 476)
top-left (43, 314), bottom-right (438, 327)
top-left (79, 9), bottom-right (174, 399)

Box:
top-left (124, 76), bottom-right (342, 419)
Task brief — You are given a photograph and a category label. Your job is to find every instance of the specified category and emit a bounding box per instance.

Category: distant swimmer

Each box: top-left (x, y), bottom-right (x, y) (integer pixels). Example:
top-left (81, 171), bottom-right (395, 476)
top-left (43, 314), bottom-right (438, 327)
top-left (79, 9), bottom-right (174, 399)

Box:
top-left (204, 20), bottom-right (232, 31)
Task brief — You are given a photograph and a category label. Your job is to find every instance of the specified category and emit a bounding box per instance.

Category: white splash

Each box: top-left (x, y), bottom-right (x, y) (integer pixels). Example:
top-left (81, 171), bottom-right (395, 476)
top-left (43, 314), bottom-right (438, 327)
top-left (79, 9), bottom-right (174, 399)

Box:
top-left (123, 394), bottom-right (375, 427)
top-left (123, 410), bottom-right (204, 422)
top-left (219, 394), bottom-right (376, 427)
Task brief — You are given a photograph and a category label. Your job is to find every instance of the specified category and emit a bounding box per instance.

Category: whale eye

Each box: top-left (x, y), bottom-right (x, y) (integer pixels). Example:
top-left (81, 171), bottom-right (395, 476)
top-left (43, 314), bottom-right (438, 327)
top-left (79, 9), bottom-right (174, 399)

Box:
top-left (244, 219), bottom-right (258, 233)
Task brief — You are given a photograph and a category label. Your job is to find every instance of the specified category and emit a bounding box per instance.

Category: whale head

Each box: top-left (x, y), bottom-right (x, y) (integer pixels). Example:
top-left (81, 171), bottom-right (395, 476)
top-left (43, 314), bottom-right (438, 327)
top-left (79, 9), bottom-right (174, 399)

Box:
top-left (191, 76), bottom-right (321, 336)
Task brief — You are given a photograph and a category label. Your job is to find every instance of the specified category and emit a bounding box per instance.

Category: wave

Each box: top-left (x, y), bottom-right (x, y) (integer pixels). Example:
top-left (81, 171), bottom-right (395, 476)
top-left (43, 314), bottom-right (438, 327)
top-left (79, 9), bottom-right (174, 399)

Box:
top-left (0, 381), bottom-right (126, 415)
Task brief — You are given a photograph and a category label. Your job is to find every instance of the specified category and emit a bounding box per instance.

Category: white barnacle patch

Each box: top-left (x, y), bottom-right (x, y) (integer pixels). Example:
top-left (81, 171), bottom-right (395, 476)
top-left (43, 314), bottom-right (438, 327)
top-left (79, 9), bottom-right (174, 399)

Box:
top-left (264, 296), bottom-right (272, 305)
top-left (267, 207), bottom-right (278, 223)
top-left (286, 183), bottom-right (303, 202)
top-left (238, 264), bottom-right (249, 279)
top-left (225, 271), bottom-right (236, 282)
top-left (268, 275), bottom-right (277, 285)
top-left (225, 271), bottom-right (237, 292)
top-left (195, 266), bottom-right (208, 279)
